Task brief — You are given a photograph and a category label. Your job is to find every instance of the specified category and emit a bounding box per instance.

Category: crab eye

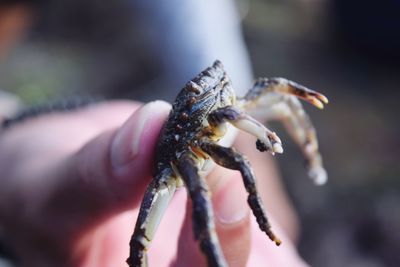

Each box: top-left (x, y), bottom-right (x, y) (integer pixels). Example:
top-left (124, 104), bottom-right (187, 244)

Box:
top-left (187, 81), bottom-right (202, 94)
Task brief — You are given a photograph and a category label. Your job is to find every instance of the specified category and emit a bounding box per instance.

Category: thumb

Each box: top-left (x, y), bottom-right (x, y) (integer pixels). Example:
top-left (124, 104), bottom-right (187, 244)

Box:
top-left (43, 100), bottom-right (171, 235)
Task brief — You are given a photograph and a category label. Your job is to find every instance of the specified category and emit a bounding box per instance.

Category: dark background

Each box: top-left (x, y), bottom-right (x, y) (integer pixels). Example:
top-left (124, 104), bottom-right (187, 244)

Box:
top-left (1, 1), bottom-right (399, 266)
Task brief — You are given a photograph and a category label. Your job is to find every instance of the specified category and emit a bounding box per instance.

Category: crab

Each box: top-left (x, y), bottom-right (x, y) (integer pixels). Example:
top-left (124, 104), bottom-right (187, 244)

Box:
top-left (126, 60), bottom-right (328, 267)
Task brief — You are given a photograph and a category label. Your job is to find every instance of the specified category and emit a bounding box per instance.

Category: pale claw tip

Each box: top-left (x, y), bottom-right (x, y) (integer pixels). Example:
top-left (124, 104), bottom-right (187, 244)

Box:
top-left (317, 94), bottom-right (329, 104)
top-left (271, 132), bottom-right (282, 144)
top-left (273, 143), bottom-right (284, 154)
top-left (310, 98), bottom-right (324, 109)
top-left (309, 167), bottom-right (328, 185)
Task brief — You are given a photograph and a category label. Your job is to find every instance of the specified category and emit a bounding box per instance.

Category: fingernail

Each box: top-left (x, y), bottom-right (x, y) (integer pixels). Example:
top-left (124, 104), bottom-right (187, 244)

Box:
top-left (214, 178), bottom-right (249, 224)
top-left (110, 101), bottom-right (170, 169)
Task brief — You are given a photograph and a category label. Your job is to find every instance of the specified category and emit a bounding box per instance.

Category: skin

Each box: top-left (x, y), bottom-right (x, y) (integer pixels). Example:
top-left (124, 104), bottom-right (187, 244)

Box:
top-left (0, 100), bottom-right (308, 267)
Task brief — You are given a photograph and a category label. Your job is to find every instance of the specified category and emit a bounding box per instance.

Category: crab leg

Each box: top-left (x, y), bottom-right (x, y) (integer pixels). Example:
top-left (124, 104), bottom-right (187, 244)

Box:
top-left (280, 97), bottom-right (327, 185)
top-left (127, 172), bottom-right (177, 267)
top-left (200, 140), bottom-right (282, 246)
top-left (208, 106), bottom-right (283, 155)
top-left (242, 77), bottom-right (328, 110)
top-left (240, 78), bottom-right (328, 185)
top-left (176, 153), bottom-right (227, 267)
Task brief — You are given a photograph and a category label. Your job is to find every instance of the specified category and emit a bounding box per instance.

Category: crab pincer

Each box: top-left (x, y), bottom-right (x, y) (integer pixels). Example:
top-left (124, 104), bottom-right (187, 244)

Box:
top-left (284, 79), bottom-right (329, 109)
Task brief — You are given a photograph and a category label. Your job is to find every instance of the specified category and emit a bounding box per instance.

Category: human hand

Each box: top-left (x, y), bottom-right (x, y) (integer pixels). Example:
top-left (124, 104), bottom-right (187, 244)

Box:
top-left (0, 100), bottom-right (308, 267)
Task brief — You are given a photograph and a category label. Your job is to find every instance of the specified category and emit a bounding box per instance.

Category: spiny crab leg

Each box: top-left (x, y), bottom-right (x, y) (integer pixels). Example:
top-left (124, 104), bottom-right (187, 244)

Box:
top-left (176, 153), bottom-right (228, 267)
top-left (127, 175), bottom-right (177, 267)
top-left (284, 97), bottom-right (328, 185)
top-left (208, 106), bottom-right (283, 155)
top-left (243, 77), bottom-right (329, 110)
top-left (200, 140), bottom-right (282, 246)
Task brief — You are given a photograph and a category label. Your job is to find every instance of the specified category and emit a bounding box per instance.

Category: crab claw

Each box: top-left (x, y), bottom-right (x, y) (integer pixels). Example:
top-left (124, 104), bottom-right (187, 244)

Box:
top-left (256, 136), bottom-right (283, 155)
top-left (268, 132), bottom-right (283, 154)
top-left (233, 114), bottom-right (283, 155)
top-left (285, 80), bottom-right (329, 109)
top-left (272, 142), bottom-right (284, 154)
top-left (316, 93), bottom-right (329, 105)
top-left (305, 92), bottom-right (329, 110)
top-left (208, 106), bottom-right (285, 155)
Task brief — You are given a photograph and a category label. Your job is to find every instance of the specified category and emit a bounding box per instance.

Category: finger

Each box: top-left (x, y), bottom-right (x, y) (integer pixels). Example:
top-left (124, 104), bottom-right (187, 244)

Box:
top-left (36, 100), bottom-right (171, 237)
top-left (248, 217), bottom-right (310, 267)
top-left (0, 100), bottom-right (141, 166)
top-left (173, 168), bottom-right (251, 267)
top-left (213, 176), bottom-right (251, 267)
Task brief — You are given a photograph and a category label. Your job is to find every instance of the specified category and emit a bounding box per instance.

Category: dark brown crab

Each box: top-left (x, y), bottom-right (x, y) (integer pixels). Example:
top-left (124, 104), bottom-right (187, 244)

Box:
top-left (127, 60), bottom-right (328, 267)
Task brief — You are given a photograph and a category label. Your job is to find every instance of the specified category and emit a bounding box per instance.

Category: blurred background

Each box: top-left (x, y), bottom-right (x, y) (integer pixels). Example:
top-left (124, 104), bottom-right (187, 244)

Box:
top-left (0, 0), bottom-right (399, 266)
